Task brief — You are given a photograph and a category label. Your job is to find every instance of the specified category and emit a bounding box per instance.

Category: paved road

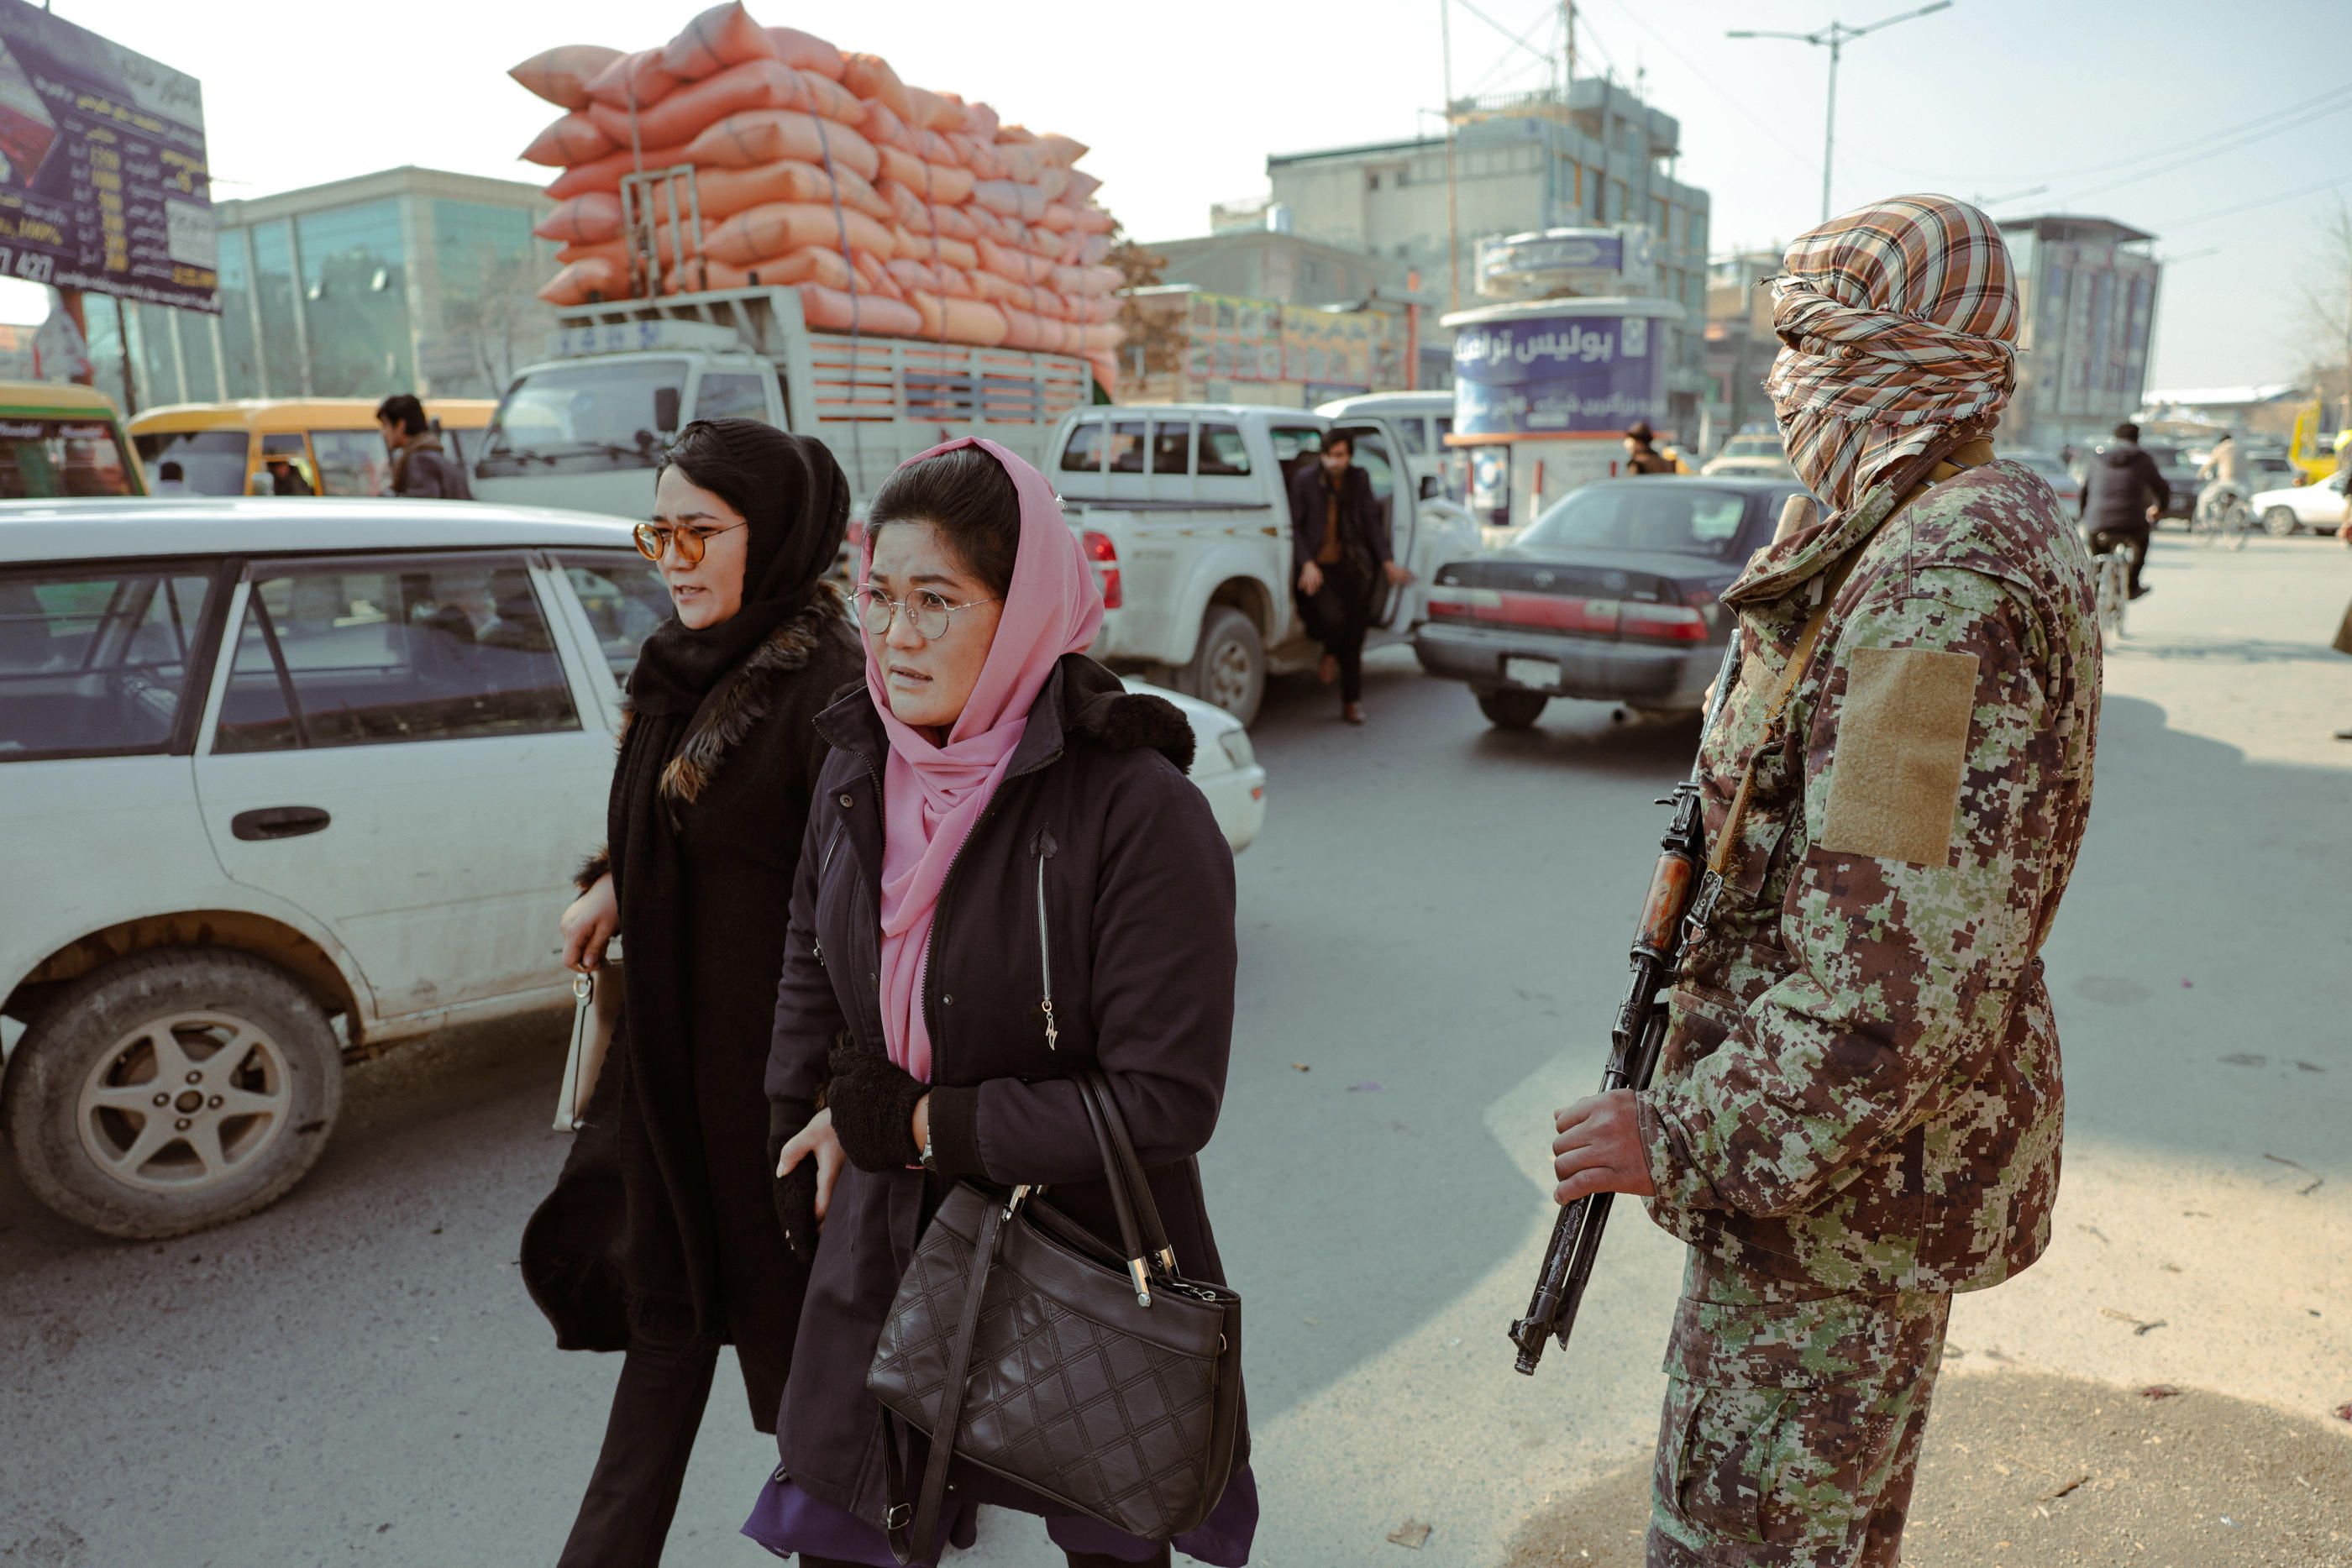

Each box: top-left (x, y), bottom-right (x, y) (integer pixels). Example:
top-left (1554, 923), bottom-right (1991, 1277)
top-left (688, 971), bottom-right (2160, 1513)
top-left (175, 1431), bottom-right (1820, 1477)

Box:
top-left (5, 533), bottom-right (2348, 1566)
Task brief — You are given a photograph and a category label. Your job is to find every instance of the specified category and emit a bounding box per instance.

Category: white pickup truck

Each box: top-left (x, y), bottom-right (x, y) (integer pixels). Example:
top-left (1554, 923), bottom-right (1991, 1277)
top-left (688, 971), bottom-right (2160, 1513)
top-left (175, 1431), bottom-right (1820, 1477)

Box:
top-left (1047, 404), bottom-right (1478, 725)
top-left (471, 286), bottom-right (1095, 517)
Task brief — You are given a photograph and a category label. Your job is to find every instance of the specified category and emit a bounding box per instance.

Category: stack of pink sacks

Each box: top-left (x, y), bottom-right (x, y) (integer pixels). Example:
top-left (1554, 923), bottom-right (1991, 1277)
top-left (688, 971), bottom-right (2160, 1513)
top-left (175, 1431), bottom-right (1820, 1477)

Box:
top-left (512, 3), bottom-right (1126, 391)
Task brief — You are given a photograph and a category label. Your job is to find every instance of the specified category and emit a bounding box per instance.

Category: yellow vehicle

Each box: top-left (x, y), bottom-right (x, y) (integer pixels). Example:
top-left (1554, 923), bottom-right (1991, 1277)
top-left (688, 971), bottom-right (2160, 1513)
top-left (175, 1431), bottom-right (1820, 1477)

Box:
top-left (2288, 398), bottom-right (2351, 485)
top-left (126, 398), bottom-right (496, 498)
top-left (0, 380), bottom-right (144, 498)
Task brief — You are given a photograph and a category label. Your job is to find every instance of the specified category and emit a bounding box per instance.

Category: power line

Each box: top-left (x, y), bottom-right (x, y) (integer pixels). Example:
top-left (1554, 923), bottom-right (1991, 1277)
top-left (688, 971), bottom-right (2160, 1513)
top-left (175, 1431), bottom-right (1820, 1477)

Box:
top-left (2157, 172), bottom-right (2352, 231)
top-left (2046, 91), bottom-right (2352, 206)
top-left (1594, 0), bottom-right (1814, 165)
top-left (1842, 81), bottom-right (2352, 191)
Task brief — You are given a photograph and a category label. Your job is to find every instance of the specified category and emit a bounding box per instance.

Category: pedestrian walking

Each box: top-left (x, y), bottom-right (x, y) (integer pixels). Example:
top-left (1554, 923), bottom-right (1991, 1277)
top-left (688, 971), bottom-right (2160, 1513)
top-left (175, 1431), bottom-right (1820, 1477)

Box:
top-left (520, 419), bottom-right (864, 1567)
top-left (1622, 421), bottom-right (1681, 475)
top-left (376, 392), bottom-right (473, 499)
top-left (1546, 194), bottom-right (2101, 1568)
top-left (750, 438), bottom-right (1256, 1568)
top-left (1290, 429), bottom-right (1410, 724)
top-left (2077, 420), bottom-right (2167, 598)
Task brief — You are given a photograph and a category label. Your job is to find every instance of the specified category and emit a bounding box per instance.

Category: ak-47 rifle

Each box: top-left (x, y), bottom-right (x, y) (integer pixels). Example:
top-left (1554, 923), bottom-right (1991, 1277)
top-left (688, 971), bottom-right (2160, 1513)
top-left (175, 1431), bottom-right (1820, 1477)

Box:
top-left (1510, 493), bottom-right (1822, 1375)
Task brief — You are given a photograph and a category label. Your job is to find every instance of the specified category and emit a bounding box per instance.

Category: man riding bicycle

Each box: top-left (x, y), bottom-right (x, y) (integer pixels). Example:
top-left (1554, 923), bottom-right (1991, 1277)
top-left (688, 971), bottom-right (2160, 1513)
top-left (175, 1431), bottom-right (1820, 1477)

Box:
top-left (2079, 421), bottom-right (2168, 598)
top-left (2195, 432), bottom-right (2250, 535)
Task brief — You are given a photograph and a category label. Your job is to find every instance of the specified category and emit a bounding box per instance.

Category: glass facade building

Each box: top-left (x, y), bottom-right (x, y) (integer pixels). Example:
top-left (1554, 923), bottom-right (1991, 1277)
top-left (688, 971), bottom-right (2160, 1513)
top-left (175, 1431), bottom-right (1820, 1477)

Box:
top-left (103, 166), bottom-right (552, 412)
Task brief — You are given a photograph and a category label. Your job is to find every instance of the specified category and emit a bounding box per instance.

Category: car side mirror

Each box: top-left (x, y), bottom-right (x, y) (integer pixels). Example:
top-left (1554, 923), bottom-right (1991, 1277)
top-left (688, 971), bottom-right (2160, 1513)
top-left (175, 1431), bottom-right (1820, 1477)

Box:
top-left (653, 386), bottom-right (681, 433)
top-left (1419, 474), bottom-right (1440, 501)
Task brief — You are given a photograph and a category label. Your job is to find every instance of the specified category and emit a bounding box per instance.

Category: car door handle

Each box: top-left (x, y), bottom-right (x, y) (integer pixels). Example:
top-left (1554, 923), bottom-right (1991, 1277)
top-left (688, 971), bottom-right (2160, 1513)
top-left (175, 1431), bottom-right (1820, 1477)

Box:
top-left (230, 806), bottom-right (332, 842)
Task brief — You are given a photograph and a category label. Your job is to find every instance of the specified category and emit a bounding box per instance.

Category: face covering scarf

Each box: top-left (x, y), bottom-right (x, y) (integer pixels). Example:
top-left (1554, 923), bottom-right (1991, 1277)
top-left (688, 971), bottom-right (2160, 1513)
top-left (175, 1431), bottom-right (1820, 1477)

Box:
top-left (1765, 193), bottom-right (2020, 514)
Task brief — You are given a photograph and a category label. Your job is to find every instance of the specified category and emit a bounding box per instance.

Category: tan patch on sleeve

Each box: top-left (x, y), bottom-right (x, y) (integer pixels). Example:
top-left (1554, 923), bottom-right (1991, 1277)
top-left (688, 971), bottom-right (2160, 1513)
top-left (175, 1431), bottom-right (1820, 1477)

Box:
top-left (1819, 645), bottom-right (1979, 866)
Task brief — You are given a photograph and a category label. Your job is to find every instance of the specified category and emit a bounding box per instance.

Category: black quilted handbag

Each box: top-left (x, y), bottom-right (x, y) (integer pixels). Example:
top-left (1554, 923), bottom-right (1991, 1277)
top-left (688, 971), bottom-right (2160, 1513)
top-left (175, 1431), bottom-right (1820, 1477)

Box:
top-left (865, 1071), bottom-right (1242, 1564)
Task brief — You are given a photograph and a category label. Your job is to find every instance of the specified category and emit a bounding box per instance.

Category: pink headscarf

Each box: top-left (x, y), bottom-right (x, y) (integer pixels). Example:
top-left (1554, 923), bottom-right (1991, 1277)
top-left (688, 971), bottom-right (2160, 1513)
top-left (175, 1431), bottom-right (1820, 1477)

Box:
top-left (864, 437), bottom-right (1104, 1081)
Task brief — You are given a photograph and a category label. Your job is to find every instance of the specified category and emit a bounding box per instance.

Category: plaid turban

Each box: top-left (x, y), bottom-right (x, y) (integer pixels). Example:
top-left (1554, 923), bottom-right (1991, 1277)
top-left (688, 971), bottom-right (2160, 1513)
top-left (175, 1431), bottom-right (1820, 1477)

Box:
top-left (1766, 194), bottom-right (2019, 513)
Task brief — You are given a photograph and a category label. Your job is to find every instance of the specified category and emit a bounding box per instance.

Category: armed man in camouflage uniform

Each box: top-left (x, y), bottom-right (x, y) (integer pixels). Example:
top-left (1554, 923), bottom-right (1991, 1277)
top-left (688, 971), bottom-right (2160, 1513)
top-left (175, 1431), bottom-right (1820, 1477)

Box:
top-left (1548, 195), bottom-right (2102, 1566)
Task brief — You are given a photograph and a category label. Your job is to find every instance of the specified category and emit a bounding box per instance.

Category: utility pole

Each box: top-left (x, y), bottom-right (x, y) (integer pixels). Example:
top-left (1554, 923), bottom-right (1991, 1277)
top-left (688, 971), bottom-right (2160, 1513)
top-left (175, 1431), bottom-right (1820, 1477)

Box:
top-left (1729, 2), bottom-right (1952, 223)
top-left (1441, 0), bottom-right (1460, 311)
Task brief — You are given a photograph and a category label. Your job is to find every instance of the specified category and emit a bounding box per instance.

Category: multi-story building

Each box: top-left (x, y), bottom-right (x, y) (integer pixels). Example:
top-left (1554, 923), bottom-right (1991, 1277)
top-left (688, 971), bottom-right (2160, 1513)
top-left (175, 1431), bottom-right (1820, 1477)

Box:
top-left (1701, 249), bottom-right (1782, 455)
top-left (1264, 76), bottom-right (1712, 434)
top-left (1998, 214), bottom-right (2160, 452)
top-left (105, 165), bottom-right (554, 411)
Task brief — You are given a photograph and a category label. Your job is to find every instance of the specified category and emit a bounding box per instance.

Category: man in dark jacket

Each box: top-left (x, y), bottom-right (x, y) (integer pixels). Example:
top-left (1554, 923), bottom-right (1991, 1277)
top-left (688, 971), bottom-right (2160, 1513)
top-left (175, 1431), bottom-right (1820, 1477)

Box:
top-left (376, 392), bottom-right (473, 499)
top-left (1289, 430), bottom-right (1410, 723)
top-left (2076, 420), bottom-right (2166, 599)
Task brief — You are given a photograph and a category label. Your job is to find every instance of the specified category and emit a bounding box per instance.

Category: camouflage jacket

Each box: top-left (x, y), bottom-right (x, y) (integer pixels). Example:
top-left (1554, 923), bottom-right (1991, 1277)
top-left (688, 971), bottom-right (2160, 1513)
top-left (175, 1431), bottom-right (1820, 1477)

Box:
top-left (1637, 458), bottom-right (2101, 1294)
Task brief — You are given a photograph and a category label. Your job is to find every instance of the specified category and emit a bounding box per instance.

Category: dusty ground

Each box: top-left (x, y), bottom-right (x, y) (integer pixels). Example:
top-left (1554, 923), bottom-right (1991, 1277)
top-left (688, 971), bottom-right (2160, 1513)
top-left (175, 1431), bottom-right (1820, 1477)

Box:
top-left (1504, 1370), bottom-right (2352, 1568)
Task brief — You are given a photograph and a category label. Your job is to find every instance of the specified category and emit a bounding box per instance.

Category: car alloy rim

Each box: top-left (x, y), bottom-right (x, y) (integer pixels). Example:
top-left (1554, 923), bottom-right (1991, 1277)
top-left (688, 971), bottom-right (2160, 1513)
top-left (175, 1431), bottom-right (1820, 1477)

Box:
top-left (74, 1009), bottom-right (293, 1193)
top-left (1207, 636), bottom-right (1252, 713)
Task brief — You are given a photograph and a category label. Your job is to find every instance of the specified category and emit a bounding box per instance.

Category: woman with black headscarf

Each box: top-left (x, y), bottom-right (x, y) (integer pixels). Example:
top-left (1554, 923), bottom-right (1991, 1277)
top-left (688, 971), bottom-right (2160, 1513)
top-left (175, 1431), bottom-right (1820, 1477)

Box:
top-left (522, 419), bottom-right (864, 1566)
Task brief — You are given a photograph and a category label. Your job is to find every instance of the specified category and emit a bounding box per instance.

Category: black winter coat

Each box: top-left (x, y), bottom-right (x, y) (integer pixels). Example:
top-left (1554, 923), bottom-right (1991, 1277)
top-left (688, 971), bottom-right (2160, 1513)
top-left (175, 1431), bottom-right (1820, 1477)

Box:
top-left (762, 653), bottom-right (1246, 1526)
top-left (1289, 463), bottom-right (1392, 574)
top-left (2078, 442), bottom-right (2168, 532)
top-left (522, 596), bottom-right (864, 1433)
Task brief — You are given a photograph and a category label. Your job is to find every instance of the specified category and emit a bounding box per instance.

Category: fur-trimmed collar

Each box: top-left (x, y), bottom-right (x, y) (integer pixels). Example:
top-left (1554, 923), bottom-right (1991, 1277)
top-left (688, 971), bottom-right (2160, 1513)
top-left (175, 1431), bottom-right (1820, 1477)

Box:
top-left (621, 584), bottom-right (848, 805)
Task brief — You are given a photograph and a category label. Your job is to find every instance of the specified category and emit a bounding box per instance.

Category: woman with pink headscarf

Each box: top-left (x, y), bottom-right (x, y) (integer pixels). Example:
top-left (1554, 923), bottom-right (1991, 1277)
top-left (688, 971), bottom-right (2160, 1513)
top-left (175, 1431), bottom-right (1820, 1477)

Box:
top-left (750, 438), bottom-right (1257, 1568)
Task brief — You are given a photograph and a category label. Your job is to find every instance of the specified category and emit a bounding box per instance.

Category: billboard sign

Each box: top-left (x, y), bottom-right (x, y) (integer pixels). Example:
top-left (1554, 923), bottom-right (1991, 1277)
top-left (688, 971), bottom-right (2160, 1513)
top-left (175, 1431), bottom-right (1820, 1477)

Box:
top-left (1450, 306), bottom-right (1672, 436)
top-left (0, 0), bottom-right (217, 311)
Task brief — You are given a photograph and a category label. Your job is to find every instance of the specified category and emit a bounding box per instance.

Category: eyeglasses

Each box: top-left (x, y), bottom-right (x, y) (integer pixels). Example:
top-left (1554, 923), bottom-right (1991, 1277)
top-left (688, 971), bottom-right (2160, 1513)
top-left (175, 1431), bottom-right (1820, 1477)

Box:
top-left (633, 521), bottom-right (746, 565)
top-left (853, 587), bottom-right (996, 641)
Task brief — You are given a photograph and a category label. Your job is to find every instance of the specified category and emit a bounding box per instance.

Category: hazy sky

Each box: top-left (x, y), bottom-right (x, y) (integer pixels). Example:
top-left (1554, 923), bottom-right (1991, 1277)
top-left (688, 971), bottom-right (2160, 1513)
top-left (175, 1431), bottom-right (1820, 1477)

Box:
top-left (24, 0), bottom-right (2351, 391)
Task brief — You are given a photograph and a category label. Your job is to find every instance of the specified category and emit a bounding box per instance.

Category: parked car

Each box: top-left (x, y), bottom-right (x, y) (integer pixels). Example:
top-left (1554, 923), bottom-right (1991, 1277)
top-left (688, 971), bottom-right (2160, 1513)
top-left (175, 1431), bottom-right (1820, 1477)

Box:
top-left (0, 496), bottom-right (1265, 1241)
top-left (1415, 475), bottom-right (1805, 727)
top-left (1048, 403), bottom-right (1479, 726)
top-left (1123, 676), bottom-right (1266, 851)
top-left (2250, 469), bottom-right (2350, 537)
top-left (2129, 442), bottom-right (2200, 522)
top-left (2008, 449), bottom-right (2082, 511)
top-left (1699, 431), bottom-right (1796, 480)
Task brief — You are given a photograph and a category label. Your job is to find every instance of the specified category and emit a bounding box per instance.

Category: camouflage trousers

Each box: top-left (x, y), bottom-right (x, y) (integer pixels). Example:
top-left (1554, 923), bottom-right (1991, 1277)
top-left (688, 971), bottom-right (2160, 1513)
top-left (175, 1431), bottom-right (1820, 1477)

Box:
top-left (1646, 1251), bottom-right (1950, 1567)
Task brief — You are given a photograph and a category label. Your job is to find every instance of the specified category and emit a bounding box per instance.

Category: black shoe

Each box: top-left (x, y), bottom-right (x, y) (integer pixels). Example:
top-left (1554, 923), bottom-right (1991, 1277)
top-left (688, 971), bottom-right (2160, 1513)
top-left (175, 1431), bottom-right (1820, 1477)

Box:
top-left (2128, 585), bottom-right (2151, 600)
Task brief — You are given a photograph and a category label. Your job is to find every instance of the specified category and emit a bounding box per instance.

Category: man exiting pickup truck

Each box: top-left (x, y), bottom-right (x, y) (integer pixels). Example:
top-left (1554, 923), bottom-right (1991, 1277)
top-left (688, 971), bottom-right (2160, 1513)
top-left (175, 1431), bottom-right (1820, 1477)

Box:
top-left (1291, 430), bottom-right (1411, 724)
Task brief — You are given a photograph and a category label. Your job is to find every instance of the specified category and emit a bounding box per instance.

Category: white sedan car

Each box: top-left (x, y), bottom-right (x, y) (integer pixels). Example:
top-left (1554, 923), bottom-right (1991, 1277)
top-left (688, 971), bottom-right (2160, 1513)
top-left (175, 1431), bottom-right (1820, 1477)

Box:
top-left (0, 496), bottom-right (1265, 1241)
top-left (2250, 470), bottom-right (2349, 537)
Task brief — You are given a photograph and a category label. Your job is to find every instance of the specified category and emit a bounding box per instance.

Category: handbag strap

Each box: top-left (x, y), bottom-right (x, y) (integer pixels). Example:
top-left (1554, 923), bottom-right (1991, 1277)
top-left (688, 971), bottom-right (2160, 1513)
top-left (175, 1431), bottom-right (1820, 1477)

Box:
top-left (1078, 1072), bottom-right (1175, 1272)
top-left (884, 1193), bottom-right (1006, 1565)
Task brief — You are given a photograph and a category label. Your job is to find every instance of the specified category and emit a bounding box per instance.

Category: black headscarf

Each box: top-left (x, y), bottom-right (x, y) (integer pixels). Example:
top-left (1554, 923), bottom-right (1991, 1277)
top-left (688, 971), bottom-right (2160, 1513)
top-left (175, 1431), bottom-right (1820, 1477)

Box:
top-left (627, 420), bottom-right (851, 716)
top-left (603, 420), bottom-right (849, 1340)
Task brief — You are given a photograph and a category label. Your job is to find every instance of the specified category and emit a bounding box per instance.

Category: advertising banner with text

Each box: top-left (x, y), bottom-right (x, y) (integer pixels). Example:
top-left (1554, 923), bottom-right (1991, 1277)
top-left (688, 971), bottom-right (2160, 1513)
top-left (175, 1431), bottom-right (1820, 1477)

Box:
top-left (0, 0), bottom-right (216, 310)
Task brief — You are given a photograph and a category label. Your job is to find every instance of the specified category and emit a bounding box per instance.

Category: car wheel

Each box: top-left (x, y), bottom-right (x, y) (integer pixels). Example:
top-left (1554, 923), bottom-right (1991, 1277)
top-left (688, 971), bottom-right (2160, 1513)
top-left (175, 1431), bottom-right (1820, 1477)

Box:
top-left (1478, 690), bottom-right (1549, 729)
top-left (3, 947), bottom-right (342, 1239)
top-left (1179, 605), bottom-right (1264, 726)
top-left (2263, 506), bottom-right (2299, 538)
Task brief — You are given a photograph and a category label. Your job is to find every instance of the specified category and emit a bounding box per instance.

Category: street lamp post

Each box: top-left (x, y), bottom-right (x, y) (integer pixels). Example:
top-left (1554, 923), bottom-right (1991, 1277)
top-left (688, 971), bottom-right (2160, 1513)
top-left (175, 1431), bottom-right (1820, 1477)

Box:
top-left (1729, 3), bottom-right (1953, 223)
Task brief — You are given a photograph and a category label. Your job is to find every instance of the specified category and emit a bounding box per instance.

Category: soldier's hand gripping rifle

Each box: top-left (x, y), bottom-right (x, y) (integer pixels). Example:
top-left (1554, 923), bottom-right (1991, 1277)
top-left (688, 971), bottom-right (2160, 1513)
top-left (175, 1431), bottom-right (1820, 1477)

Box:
top-left (1507, 634), bottom-right (1740, 1375)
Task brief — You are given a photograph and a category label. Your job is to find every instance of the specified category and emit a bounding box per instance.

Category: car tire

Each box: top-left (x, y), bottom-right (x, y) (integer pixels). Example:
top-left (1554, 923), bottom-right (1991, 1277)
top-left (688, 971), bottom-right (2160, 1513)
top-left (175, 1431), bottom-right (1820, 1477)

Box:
top-left (1179, 605), bottom-right (1265, 726)
top-left (1478, 690), bottom-right (1549, 729)
top-left (2263, 506), bottom-right (2299, 538)
top-left (2, 947), bottom-right (343, 1239)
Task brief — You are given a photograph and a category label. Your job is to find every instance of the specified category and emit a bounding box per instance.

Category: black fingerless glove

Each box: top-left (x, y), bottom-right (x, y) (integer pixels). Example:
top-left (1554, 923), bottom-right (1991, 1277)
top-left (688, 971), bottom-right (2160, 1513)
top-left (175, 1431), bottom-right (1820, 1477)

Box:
top-left (769, 1139), bottom-right (820, 1266)
top-left (826, 1035), bottom-right (927, 1172)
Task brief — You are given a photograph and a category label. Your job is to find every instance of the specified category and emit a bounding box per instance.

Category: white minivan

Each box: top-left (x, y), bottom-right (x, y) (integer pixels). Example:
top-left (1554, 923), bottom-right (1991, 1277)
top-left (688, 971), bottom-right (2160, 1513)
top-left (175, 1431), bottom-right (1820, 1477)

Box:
top-left (0, 497), bottom-right (1263, 1239)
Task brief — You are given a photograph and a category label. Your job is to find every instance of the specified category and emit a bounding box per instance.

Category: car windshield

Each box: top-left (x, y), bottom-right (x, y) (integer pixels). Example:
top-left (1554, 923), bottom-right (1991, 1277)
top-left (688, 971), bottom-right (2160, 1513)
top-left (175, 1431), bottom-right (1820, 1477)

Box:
top-left (135, 428), bottom-right (248, 495)
top-left (481, 359), bottom-right (686, 469)
top-left (0, 418), bottom-right (137, 497)
top-left (1719, 435), bottom-right (1782, 459)
top-left (1520, 485), bottom-right (1751, 558)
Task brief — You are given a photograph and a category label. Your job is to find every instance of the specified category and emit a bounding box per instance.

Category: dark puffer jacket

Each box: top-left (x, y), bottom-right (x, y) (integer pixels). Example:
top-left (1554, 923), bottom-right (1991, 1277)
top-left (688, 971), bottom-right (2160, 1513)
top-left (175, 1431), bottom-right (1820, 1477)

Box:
top-left (2078, 442), bottom-right (2168, 532)
top-left (762, 653), bottom-right (1245, 1526)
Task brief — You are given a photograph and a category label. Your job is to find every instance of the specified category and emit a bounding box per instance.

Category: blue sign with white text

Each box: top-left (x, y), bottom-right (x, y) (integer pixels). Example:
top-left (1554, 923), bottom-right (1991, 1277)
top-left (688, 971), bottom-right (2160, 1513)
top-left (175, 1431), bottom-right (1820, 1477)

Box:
top-left (1451, 312), bottom-right (1668, 437)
